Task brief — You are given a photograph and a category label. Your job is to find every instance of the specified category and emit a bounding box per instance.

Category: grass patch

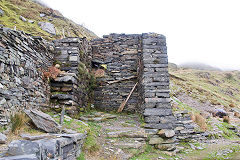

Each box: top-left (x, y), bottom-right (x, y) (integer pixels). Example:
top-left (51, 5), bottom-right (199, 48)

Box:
top-left (83, 121), bottom-right (101, 153)
top-left (216, 122), bottom-right (238, 139)
top-left (77, 152), bottom-right (85, 160)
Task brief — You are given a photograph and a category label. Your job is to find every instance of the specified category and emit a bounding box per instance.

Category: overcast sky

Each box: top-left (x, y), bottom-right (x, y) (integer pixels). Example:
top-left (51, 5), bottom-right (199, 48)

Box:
top-left (42, 0), bottom-right (240, 70)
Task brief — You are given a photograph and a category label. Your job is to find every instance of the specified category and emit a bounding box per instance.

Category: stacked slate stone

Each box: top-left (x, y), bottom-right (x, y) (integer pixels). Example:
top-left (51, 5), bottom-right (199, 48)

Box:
top-left (0, 26), bottom-right (54, 126)
top-left (140, 33), bottom-right (177, 150)
top-left (92, 34), bottom-right (141, 112)
top-left (174, 110), bottom-right (208, 141)
top-left (51, 38), bottom-right (92, 114)
top-left (0, 133), bottom-right (87, 160)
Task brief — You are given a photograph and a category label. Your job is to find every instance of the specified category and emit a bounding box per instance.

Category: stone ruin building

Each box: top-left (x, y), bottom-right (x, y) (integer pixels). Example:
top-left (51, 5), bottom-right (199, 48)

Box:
top-left (0, 26), bottom-right (206, 159)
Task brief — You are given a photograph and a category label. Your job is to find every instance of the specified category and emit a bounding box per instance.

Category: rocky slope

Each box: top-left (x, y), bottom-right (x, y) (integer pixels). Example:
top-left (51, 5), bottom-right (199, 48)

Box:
top-left (0, 0), bottom-right (97, 40)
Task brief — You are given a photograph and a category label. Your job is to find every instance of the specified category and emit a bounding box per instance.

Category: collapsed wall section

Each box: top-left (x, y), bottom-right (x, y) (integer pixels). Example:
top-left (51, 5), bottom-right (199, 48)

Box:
top-left (92, 34), bottom-right (141, 112)
top-left (0, 27), bottom-right (54, 126)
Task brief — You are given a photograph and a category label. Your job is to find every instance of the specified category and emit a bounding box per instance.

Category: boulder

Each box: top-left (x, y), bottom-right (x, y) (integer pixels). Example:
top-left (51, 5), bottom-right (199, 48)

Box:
top-left (19, 16), bottom-right (27, 22)
top-left (28, 20), bottom-right (34, 24)
top-left (38, 22), bottom-right (56, 35)
top-left (158, 129), bottom-right (175, 138)
top-left (24, 109), bottom-right (60, 133)
top-left (0, 133), bottom-right (7, 144)
top-left (215, 108), bottom-right (228, 118)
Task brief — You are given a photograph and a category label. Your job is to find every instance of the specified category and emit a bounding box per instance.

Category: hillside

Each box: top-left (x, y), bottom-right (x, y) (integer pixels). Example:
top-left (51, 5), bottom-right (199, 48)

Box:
top-left (0, 0), bottom-right (97, 40)
top-left (169, 66), bottom-right (240, 110)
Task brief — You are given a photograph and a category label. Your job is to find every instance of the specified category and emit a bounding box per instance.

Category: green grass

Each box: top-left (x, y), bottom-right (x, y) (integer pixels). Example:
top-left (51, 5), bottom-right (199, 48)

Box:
top-left (203, 145), bottom-right (240, 160)
top-left (216, 122), bottom-right (238, 139)
top-left (83, 121), bottom-right (101, 153)
top-left (77, 152), bottom-right (85, 160)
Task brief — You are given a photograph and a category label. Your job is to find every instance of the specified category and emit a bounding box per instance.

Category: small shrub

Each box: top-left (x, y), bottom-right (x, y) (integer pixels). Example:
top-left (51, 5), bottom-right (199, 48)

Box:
top-left (223, 116), bottom-right (230, 123)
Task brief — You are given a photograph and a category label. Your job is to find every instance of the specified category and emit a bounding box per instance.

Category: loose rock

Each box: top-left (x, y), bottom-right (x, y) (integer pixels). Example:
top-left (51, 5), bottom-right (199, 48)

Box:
top-left (0, 133), bottom-right (7, 144)
top-left (24, 109), bottom-right (60, 133)
top-left (38, 22), bottom-right (56, 35)
top-left (19, 16), bottom-right (27, 22)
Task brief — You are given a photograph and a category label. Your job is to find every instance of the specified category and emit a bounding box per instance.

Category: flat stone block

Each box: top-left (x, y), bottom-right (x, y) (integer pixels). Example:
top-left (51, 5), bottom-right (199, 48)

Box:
top-left (149, 137), bottom-right (164, 145)
top-left (145, 123), bottom-right (173, 129)
top-left (144, 108), bottom-right (172, 116)
top-left (145, 116), bottom-right (161, 123)
top-left (145, 98), bottom-right (171, 103)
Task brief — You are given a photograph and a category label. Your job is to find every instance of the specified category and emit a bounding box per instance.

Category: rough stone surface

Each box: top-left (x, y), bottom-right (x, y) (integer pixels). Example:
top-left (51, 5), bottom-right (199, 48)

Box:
top-left (24, 109), bottom-right (60, 133)
top-left (0, 133), bottom-right (7, 144)
top-left (158, 129), bottom-right (175, 138)
top-left (38, 22), bottom-right (56, 35)
top-left (1, 133), bottom-right (87, 160)
top-left (7, 140), bottom-right (41, 157)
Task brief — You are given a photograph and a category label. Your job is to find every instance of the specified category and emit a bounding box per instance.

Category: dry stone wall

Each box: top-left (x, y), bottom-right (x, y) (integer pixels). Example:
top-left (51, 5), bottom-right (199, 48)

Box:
top-left (51, 38), bottom-right (92, 115)
top-left (0, 27), bottom-right (54, 126)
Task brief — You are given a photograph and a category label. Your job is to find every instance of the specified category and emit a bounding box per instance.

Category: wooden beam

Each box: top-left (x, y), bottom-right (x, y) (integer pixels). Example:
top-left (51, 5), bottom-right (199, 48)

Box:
top-left (117, 82), bottom-right (138, 112)
top-left (107, 76), bottom-right (137, 85)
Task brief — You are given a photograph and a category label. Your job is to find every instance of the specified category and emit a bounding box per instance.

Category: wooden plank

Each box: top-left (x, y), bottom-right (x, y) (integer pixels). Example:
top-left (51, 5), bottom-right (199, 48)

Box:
top-left (107, 76), bottom-right (137, 85)
top-left (117, 82), bottom-right (138, 112)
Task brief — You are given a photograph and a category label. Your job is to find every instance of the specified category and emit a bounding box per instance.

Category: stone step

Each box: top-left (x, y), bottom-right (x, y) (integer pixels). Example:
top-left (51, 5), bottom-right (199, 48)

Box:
top-left (113, 141), bottom-right (146, 149)
top-left (106, 130), bottom-right (147, 138)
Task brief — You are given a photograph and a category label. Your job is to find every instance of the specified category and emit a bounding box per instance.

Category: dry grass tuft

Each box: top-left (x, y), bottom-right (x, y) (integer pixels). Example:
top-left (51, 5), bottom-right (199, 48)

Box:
top-left (10, 112), bottom-right (29, 134)
top-left (223, 116), bottom-right (230, 123)
top-left (234, 112), bottom-right (240, 118)
top-left (191, 113), bottom-right (207, 131)
top-left (229, 103), bottom-right (236, 108)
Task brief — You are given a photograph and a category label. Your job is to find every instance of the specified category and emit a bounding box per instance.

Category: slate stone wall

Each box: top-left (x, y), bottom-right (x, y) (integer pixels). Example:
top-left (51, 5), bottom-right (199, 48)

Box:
top-left (51, 38), bottom-right (92, 114)
top-left (0, 27), bottom-right (54, 126)
top-left (141, 33), bottom-right (173, 130)
top-left (92, 34), bottom-right (141, 112)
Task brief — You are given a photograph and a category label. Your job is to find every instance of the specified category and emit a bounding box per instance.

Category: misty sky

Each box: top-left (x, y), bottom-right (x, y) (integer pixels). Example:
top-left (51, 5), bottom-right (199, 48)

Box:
top-left (41, 0), bottom-right (240, 70)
